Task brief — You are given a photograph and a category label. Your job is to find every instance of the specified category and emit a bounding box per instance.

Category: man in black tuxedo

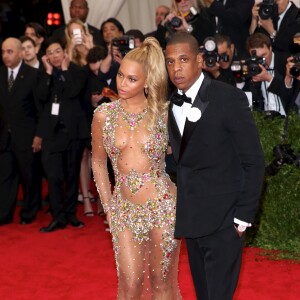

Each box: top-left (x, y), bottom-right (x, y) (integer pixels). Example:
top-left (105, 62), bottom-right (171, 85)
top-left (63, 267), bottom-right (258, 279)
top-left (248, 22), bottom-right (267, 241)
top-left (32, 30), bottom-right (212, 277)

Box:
top-left (52, 0), bottom-right (105, 47)
top-left (37, 37), bottom-right (89, 232)
top-left (165, 32), bottom-right (265, 300)
top-left (0, 38), bottom-right (41, 225)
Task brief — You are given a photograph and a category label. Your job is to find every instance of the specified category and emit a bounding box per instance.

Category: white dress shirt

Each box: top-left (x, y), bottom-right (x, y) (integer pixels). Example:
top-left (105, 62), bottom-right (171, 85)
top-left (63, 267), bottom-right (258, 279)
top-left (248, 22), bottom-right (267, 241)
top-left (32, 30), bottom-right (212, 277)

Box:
top-left (172, 73), bottom-right (204, 135)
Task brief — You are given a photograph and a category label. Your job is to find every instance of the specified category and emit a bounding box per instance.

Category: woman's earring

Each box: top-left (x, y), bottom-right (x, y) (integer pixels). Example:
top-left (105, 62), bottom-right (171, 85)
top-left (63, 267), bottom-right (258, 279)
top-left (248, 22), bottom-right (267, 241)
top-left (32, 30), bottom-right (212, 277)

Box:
top-left (144, 86), bottom-right (148, 97)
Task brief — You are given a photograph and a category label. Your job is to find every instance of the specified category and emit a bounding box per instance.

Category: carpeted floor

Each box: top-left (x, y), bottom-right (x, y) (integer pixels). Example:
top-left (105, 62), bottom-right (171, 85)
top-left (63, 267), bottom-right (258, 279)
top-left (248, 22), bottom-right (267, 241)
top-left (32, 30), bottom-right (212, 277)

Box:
top-left (0, 200), bottom-right (299, 300)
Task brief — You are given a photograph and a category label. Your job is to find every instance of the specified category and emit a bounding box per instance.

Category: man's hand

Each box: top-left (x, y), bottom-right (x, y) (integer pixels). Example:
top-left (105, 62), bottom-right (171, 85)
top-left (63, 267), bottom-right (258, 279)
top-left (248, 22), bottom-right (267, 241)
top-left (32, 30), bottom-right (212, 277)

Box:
top-left (252, 64), bottom-right (272, 82)
top-left (32, 136), bottom-right (42, 153)
top-left (41, 55), bottom-right (53, 75)
top-left (234, 226), bottom-right (244, 238)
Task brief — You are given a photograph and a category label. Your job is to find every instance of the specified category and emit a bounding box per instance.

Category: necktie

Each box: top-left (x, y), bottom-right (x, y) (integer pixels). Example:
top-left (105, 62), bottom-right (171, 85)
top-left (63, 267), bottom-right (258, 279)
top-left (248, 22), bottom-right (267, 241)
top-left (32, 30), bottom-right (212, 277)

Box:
top-left (170, 92), bottom-right (192, 107)
top-left (8, 70), bottom-right (14, 92)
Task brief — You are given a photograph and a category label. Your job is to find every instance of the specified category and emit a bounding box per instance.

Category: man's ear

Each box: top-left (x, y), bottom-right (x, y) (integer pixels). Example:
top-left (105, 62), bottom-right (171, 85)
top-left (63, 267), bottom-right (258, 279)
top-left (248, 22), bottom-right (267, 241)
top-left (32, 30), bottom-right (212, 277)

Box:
top-left (197, 53), bottom-right (203, 67)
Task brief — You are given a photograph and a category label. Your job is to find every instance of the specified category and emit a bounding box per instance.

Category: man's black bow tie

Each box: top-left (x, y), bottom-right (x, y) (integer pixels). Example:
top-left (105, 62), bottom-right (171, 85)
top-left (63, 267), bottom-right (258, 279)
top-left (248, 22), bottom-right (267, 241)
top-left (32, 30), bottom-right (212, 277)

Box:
top-left (170, 92), bottom-right (192, 107)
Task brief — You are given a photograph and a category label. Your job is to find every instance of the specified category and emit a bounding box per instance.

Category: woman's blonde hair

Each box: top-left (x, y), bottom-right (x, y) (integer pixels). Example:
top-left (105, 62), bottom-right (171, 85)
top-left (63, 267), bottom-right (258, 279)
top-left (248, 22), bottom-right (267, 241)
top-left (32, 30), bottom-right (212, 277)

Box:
top-left (124, 37), bottom-right (168, 129)
top-left (170, 0), bottom-right (208, 15)
top-left (65, 18), bottom-right (91, 66)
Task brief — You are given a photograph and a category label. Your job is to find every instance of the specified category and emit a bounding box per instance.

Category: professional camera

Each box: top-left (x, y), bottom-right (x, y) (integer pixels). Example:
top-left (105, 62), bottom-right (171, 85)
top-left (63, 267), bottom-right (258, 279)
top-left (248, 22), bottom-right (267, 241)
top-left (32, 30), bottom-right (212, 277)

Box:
top-left (265, 144), bottom-right (297, 176)
top-left (258, 0), bottom-right (278, 20)
top-left (111, 35), bottom-right (135, 56)
top-left (290, 53), bottom-right (300, 78)
top-left (200, 37), bottom-right (229, 68)
top-left (231, 50), bottom-right (266, 81)
top-left (165, 16), bottom-right (182, 33)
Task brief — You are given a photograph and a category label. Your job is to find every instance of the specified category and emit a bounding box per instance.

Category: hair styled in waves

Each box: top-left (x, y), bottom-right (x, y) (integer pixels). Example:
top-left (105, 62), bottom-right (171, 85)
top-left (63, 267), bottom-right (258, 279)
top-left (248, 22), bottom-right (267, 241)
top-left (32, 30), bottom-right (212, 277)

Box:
top-left (124, 37), bottom-right (168, 130)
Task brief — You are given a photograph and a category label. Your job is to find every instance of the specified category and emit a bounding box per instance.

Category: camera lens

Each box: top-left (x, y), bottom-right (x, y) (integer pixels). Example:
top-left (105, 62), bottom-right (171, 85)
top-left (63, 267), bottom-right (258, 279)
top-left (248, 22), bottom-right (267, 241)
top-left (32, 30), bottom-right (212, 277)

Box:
top-left (290, 65), bottom-right (300, 78)
top-left (170, 17), bottom-right (182, 28)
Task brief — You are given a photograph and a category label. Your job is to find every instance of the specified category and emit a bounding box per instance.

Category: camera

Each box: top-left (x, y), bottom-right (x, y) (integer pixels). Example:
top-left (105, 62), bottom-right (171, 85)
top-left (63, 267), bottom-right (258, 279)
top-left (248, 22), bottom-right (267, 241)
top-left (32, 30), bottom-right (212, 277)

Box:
top-left (165, 16), bottom-right (182, 33)
top-left (231, 50), bottom-right (267, 81)
top-left (258, 0), bottom-right (278, 20)
top-left (200, 37), bottom-right (229, 68)
top-left (290, 53), bottom-right (300, 78)
top-left (266, 144), bottom-right (297, 176)
top-left (111, 35), bottom-right (135, 57)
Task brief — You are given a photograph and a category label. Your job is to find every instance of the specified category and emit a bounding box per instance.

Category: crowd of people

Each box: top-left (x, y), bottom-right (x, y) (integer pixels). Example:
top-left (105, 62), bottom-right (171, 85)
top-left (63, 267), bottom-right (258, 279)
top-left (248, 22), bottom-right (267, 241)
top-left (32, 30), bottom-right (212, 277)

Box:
top-left (1, 0), bottom-right (300, 299)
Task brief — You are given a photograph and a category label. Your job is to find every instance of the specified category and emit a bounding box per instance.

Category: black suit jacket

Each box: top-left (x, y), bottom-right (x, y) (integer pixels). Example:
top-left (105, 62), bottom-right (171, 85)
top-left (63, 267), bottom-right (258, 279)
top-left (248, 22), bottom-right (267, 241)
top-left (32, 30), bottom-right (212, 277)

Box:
top-left (208, 0), bottom-right (254, 58)
top-left (52, 23), bottom-right (105, 47)
top-left (168, 76), bottom-right (265, 238)
top-left (0, 62), bottom-right (39, 151)
top-left (37, 63), bottom-right (89, 152)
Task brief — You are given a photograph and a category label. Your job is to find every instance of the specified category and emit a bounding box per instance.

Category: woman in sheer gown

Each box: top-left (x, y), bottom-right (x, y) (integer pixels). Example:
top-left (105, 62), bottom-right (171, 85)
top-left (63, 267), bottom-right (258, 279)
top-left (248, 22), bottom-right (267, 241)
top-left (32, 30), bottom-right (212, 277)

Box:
top-left (91, 37), bottom-right (182, 299)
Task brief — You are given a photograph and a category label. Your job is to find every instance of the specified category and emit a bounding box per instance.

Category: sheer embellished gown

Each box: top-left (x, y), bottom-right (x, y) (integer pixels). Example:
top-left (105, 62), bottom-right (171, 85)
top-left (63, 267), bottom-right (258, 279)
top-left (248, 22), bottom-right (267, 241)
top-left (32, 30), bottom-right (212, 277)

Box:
top-left (92, 100), bottom-right (182, 299)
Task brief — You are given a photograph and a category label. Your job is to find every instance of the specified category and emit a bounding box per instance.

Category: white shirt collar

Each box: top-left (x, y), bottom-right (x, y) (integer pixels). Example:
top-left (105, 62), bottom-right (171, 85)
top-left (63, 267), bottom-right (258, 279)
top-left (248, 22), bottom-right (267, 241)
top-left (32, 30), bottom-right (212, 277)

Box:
top-left (278, 1), bottom-right (291, 30)
top-left (178, 72), bottom-right (204, 104)
top-left (8, 60), bottom-right (22, 79)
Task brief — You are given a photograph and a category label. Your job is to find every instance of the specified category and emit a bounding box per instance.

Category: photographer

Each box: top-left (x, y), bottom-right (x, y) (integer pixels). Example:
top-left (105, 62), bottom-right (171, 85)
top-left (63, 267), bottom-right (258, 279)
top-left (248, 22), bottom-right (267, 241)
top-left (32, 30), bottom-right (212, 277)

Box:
top-left (284, 50), bottom-right (300, 114)
top-left (249, 0), bottom-right (300, 56)
top-left (202, 34), bottom-right (237, 86)
top-left (243, 33), bottom-right (287, 115)
top-left (157, 0), bottom-right (215, 49)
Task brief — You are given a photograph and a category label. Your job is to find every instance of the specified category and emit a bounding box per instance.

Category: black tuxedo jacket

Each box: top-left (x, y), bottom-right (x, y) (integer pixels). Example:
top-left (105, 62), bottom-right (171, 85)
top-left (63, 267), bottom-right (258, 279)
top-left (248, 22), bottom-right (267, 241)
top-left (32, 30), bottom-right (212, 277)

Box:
top-left (0, 62), bottom-right (39, 151)
top-left (37, 63), bottom-right (89, 151)
top-left (168, 76), bottom-right (265, 238)
top-left (273, 2), bottom-right (300, 54)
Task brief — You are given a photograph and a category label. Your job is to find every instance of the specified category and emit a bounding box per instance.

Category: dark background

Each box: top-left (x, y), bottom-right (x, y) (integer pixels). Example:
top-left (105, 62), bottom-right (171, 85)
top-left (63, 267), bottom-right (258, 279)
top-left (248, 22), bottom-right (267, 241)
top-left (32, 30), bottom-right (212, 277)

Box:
top-left (0, 0), bottom-right (64, 42)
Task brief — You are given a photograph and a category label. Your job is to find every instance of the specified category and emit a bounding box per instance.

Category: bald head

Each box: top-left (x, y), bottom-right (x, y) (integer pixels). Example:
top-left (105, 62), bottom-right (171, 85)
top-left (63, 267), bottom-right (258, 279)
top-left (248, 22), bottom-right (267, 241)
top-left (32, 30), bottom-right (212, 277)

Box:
top-left (2, 38), bottom-right (22, 69)
top-left (70, 0), bottom-right (89, 22)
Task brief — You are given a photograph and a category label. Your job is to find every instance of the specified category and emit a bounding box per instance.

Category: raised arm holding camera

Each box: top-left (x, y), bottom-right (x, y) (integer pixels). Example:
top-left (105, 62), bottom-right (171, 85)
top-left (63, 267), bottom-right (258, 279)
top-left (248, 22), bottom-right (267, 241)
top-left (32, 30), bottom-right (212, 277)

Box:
top-left (202, 34), bottom-right (237, 86)
top-left (250, 0), bottom-right (300, 56)
top-left (157, 0), bottom-right (215, 49)
top-left (241, 33), bottom-right (287, 116)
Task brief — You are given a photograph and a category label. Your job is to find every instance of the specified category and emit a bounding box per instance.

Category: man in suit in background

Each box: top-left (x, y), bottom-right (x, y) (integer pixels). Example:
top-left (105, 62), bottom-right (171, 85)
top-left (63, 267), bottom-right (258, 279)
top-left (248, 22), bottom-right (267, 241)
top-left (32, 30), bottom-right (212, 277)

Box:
top-left (38, 36), bottom-right (89, 232)
top-left (165, 32), bottom-right (265, 300)
top-left (53, 0), bottom-right (105, 47)
top-left (206, 0), bottom-right (254, 59)
top-left (0, 37), bottom-right (41, 225)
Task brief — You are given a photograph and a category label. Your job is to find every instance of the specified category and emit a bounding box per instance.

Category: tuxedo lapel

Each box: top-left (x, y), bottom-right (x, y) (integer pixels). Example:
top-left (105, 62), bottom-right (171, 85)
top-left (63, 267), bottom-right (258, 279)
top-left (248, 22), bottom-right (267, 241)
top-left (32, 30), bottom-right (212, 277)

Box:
top-left (168, 103), bottom-right (182, 162)
top-left (179, 76), bottom-right (211, 160)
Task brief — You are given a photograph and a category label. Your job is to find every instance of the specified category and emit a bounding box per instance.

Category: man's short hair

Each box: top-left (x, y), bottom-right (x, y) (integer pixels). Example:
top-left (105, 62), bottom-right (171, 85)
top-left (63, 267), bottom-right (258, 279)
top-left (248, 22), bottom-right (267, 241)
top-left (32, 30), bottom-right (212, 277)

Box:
top-left (20, 35), bottom-right (36, 47)
top-left (25, 22), bottom-right (46, 39)
top-left (86, 46), bottom-right (108, 64)
top-left (246, 33), bottom-right (271, 51)
top-left (166, 32), bottom-right (199, 55)
top-left (214, 34), bottom-right (232, 47)
top-left (44, 36), bottom-right (65, 51)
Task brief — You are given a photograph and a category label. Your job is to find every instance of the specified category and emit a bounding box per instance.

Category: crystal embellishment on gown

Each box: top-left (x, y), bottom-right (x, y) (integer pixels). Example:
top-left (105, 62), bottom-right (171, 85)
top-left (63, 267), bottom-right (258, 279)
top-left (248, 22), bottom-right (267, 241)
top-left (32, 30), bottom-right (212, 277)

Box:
top-left (120, 105), bottom-right (148, 130)
top-left (93, 100), bottom-right (182, 297)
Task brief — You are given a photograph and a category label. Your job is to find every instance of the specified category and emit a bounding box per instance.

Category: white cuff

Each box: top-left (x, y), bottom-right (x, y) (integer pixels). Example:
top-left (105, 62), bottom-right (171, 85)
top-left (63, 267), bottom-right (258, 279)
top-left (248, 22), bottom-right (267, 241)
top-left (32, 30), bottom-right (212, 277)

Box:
top-left (234, 218), bottom-right (252, 227)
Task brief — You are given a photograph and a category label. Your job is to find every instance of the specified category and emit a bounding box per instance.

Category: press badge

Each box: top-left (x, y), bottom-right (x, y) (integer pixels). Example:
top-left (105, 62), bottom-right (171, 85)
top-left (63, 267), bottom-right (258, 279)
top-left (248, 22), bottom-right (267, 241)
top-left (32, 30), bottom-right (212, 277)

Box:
top-left (51, 103), bottom-right (60, 115)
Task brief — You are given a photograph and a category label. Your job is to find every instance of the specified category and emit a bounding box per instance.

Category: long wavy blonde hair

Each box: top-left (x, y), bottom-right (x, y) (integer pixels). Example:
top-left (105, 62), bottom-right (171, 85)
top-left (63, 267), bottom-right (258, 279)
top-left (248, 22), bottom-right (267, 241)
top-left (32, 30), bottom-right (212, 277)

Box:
top-left (65, 18), bottom-right (92, 66)
top-left (125, 37), bottom-right (169, 130)
top-left (170, 0), bottom-right (209, 15)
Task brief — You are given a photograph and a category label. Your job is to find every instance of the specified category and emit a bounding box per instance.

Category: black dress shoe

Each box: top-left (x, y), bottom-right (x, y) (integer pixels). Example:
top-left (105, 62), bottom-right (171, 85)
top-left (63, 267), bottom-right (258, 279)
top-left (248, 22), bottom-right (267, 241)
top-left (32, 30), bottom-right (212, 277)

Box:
top-left (20, 218), bottom-right (35, 225)
top-left (40, 220), bottom-right (66, 233)
top-left (66, 215), bottom-right (85, 228)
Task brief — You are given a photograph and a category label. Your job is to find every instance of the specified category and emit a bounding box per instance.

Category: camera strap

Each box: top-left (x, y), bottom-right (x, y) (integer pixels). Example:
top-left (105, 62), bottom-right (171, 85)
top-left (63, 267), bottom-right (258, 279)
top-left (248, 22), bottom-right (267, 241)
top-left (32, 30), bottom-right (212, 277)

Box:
top-left (281, 114), bottom-right (289, 143)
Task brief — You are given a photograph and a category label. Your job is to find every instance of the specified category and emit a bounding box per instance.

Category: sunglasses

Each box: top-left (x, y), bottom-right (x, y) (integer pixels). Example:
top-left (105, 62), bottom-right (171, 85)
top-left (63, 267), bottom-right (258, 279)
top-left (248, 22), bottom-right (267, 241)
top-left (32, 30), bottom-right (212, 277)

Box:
top-left (175, 0), bottom-right (184, 3)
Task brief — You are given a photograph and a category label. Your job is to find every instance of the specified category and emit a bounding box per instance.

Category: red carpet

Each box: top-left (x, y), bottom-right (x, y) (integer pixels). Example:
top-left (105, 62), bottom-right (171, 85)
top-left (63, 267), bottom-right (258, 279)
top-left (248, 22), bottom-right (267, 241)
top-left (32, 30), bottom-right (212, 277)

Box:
top-left (0, 203), bottom-right (299, 300)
